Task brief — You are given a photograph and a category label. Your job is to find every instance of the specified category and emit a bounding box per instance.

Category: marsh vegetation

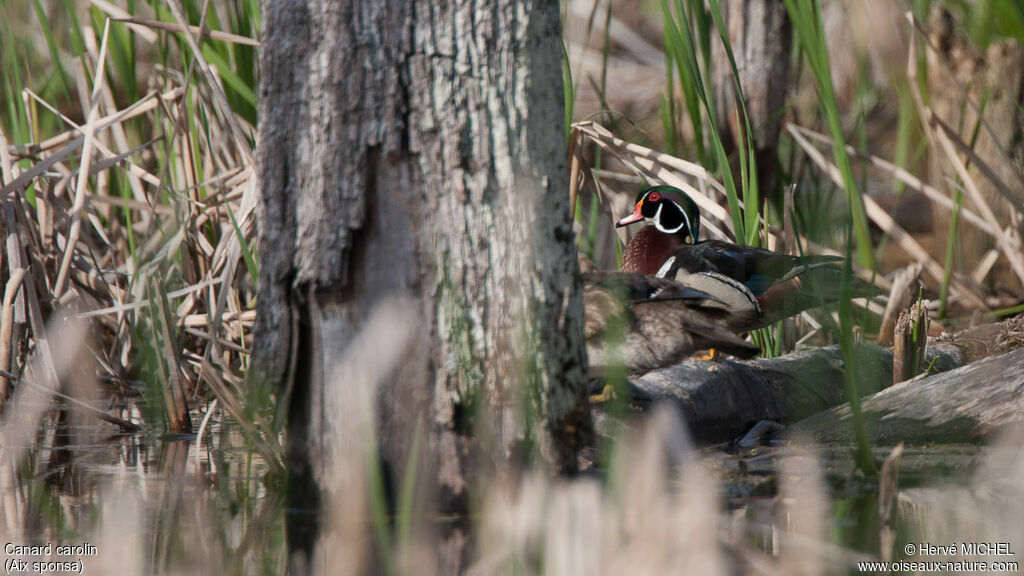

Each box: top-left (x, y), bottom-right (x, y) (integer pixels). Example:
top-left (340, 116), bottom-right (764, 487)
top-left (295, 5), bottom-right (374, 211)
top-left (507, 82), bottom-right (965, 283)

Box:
top-left (0, 0), bottom-right (1022, 574)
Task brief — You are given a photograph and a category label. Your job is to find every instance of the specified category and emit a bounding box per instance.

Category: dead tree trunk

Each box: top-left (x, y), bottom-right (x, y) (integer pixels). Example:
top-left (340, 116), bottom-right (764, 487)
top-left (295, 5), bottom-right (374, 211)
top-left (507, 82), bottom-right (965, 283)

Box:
top-left (927, 6), bottom-right (1024, 293)
top-left (711, 0), bottom-right (791, 200)
top-left (254, 0), bottom-right (591, 571)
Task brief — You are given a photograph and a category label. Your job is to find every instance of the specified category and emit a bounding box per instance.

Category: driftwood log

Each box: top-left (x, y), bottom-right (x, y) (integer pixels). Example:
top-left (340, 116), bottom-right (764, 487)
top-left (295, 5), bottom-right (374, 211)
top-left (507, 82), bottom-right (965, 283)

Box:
top-left (614, 318), bottom-right (1024, 445)
top-left (794, 347), bottom-right (1024, 445)
top-left (623, 343), bottom-right (964, 444)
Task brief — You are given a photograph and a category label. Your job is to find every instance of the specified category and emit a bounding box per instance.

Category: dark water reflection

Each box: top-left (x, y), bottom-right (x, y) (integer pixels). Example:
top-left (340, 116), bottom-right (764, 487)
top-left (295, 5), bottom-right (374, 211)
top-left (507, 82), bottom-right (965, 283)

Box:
top-left (0, 411), bottom-right (285, 575)
top-left (1, 405), bottom-right (1015, 576)
top-left (726, 442), bottom-right (1022, 575)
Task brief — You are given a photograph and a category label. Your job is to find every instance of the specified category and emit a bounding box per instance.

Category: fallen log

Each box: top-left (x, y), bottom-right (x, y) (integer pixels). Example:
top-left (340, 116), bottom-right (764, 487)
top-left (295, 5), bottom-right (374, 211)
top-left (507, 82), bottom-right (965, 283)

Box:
top-left (624, 343), bottom-right (964, 444)
top-left (792, 347), bottom-right (1024, 445)
top-left (610, 318), bottom-right (1024, 445)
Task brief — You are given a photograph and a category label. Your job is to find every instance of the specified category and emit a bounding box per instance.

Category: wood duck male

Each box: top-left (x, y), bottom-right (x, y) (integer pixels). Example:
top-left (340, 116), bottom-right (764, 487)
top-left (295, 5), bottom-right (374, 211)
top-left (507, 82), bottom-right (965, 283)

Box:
top-left (615, 186), bottom-right (881, 330)
top-left (584, 271), bottom-right (759, 376)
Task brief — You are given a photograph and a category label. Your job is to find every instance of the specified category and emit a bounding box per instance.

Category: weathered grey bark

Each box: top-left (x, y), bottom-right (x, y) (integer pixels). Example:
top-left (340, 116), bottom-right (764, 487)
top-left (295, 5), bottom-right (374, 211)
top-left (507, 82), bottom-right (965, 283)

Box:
top-left (624, 343), bottom-right (963, 444)
top-left (927, 6), bottom-right (1024, 293)
top-left (254, 0), bottom-right (591, 571)
top-left (711, 0), bottom-right (791, 199)
top-left (793, 347), bottom-right (1024, 445)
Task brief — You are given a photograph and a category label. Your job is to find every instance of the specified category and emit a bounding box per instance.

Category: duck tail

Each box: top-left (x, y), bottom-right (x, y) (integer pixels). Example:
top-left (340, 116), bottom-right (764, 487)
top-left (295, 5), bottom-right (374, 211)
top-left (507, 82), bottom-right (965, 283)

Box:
top-left (757, 268), bottom-right (883, 326)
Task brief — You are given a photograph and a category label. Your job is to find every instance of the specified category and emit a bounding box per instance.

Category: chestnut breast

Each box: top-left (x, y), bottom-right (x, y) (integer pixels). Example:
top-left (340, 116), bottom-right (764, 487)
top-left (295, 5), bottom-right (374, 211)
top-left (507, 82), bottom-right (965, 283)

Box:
top-left (622, 226), bottom-right (682, 275)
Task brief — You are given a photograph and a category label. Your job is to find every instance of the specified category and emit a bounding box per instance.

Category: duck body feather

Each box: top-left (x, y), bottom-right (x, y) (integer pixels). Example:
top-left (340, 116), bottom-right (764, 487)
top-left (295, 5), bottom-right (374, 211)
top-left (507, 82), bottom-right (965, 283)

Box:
top-left (584, 271), bottom-right (759, 377)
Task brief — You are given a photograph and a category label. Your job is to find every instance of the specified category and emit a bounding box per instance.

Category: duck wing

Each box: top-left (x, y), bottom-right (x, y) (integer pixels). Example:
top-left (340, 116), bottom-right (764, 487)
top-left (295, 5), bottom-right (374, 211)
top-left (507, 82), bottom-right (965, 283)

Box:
top-left (669, 240), bottom-right (843, 296)
top-left (584, 271), bottom-right (759, 376)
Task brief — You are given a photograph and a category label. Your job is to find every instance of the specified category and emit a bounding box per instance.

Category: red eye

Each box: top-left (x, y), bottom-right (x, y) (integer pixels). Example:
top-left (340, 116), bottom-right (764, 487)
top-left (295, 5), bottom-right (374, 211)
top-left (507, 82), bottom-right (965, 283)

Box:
top-left (648, 192), bottom-right (660, 202)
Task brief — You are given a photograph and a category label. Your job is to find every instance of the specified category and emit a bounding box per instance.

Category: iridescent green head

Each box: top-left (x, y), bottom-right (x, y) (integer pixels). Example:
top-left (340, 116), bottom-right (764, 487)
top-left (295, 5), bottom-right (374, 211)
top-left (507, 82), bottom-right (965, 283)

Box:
top-left (615, 185), bottom-right (701, 244)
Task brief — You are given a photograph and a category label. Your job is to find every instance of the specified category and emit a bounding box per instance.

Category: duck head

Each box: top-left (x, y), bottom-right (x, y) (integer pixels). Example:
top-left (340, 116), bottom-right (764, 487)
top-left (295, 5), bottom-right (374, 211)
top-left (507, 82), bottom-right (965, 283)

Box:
top-left (615, 186), bottom-right (701, 245)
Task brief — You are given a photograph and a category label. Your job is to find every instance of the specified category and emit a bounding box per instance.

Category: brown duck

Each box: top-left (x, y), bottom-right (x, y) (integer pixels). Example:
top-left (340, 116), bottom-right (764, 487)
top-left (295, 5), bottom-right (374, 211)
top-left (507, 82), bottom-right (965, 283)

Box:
top-left (584, 271), bottom-right (759, 376)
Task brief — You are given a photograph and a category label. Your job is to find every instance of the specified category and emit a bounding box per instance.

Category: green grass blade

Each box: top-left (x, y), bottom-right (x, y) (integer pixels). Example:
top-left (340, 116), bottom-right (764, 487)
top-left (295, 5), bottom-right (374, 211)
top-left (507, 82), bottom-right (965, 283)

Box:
top-left (200, 44), bottom-right (257, 108)
top-left (562, 40), bottom-right (575, 145)
top-left (107, 19), bottom-right (139, 105)
top-left (838, 224), bottom-right (877, 476)
top-left (661, 54), bottom-right (679, 155)
top-left (396, 421), bottom-right (423, 551)
top-left (705, 0), bottom-right (764, 244)
top-left (661, 0), bottom-right (751, 242)
top-left (61, 0), bottom-right (87, 55)
top-left (228, 209), bottom-right (259, 287)
top-left (661, 0), bottom-right (707, 164)
top-left (1, 17), bottom-right (30, 142)
top-left (784, 0), bottom-right (875, 269)
top-left (30, 0), bottom-right (72, 100)
top-left (368, 441), bottom-right (394, 576)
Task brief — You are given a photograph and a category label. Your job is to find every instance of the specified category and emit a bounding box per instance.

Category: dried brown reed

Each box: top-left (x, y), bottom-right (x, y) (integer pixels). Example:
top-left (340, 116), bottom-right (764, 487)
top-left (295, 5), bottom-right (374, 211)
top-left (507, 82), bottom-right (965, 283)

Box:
top-left (1, 7), bottom-right (260, 441)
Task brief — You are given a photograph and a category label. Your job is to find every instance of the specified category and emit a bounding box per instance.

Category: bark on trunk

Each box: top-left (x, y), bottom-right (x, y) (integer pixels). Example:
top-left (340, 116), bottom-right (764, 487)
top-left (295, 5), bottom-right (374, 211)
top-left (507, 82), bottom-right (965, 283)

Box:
top-left (927, 6), bottom-right (1024, 293)
top-left (711, 0), bottom-right (791, 199)
top-left (254, 1), bottom-right (591, 572)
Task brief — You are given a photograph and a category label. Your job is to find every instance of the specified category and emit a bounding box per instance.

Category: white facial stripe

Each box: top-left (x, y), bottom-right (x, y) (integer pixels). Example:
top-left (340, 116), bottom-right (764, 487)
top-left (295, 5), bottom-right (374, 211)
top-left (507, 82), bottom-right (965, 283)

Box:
top-left (678, 201), bottom-right (694, 240)
top-left (653, 204), bottom-right (681, 234)
top-left (652, 199), bottom-right (691, 238)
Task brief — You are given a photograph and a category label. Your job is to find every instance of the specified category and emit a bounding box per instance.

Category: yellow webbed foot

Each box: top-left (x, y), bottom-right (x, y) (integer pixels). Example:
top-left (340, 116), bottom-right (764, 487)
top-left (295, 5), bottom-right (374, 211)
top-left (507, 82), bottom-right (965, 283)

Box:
top-left (589, 383), bottom-right (617, 404)
top-left (691, 348), bottom-right (720, 361)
